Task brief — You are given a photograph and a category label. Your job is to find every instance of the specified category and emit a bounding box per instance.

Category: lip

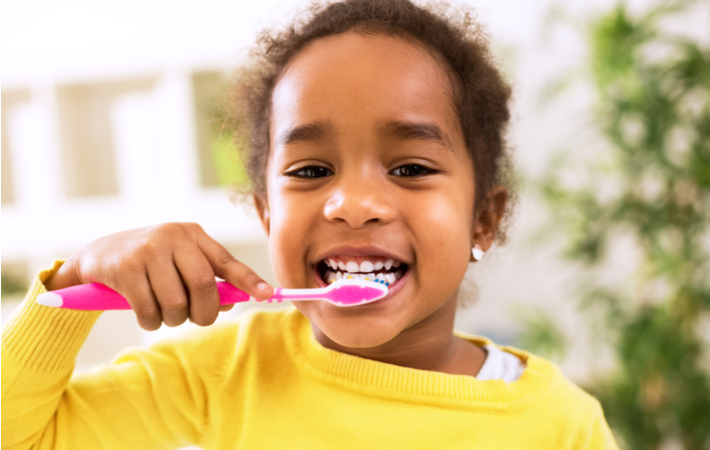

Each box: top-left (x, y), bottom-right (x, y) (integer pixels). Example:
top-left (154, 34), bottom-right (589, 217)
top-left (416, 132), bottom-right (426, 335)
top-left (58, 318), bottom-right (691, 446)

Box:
top-left (313, 263), bottom-right (410, 306)
top-left (312, 245), bottom-right (409, 267)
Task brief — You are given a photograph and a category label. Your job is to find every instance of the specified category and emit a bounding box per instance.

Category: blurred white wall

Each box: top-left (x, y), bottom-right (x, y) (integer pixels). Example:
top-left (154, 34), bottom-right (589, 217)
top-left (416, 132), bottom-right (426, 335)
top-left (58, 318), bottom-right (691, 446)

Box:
top-left (3, 0), bottom-right (706, 391)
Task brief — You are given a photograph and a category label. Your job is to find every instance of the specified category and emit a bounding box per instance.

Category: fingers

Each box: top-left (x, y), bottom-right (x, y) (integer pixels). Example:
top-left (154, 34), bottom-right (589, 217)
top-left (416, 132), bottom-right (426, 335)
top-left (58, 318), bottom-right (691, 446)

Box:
top-left (147, 262), bottom-right (190, 327)
top-left (97, 223), bottom-right (269, 331)
top-left (126, 252), bottom-right (228, 330)
top-left (173, 243), bottom-right (221, 327)
top-left (195, 233), bottom-right (274, 301)
top-left (117, 269), bottom-right (163, 331)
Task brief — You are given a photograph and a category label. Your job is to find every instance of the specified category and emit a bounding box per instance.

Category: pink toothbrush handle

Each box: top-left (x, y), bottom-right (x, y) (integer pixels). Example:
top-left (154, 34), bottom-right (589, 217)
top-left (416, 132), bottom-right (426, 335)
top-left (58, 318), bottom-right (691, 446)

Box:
top-left (45, 282), bottom-right (251, 311)
top-left (38, 279), bottom-right (387, 310)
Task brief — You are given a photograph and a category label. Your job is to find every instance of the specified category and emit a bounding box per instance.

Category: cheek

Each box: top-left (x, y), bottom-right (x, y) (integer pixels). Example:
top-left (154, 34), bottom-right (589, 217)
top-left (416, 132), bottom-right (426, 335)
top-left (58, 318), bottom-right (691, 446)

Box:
top-left (417, 180), bottom-right (474, 250)
top-left (265, 184), bottom-right (318, 287)
top-left (410, 180), bottom-right (474, 294)
top-left (417, 196), bottom-right (472, 275)
top-left (265, 176), bottom-right (293, 285)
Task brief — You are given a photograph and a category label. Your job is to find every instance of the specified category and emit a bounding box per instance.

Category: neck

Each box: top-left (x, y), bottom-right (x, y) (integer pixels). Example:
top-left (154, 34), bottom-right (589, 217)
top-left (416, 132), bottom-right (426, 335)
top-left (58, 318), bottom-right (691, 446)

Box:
top-left (311, 293), bottom-right (485, 376)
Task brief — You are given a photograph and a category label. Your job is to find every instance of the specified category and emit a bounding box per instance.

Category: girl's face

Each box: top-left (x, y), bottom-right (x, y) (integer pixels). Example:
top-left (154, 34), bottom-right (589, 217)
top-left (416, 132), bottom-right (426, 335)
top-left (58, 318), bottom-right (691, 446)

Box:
top-left (259, 31), bottom-right (476, 348)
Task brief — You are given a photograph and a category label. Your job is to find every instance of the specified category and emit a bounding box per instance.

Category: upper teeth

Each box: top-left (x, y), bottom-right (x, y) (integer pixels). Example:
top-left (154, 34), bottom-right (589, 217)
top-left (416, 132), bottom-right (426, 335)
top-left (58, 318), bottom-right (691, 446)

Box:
top-left (326, 258), bottom-right (399, 272)
top-left (322, 258), bottom-right (404, 285)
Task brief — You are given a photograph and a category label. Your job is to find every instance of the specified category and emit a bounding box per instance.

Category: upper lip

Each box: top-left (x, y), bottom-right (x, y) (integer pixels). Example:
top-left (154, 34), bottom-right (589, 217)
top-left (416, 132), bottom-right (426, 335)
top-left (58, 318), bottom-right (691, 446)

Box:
top-left (312, 245), bottom-right (410, 266)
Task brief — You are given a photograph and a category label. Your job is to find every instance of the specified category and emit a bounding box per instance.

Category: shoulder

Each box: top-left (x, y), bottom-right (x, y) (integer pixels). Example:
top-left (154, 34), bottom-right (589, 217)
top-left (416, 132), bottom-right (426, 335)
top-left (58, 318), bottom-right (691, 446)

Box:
top-left (467, 336), bottom-right (604, 417)
top-left (508, 349), bottom-right (617, 449)
top-left (462, 334), bottom-right (617, 449)
top-left (526, 353), bottom-right (601, 412)
top-left (111, 307), bottom-right (297, 371)
top-left (499, 345), bottom-right (605, 418)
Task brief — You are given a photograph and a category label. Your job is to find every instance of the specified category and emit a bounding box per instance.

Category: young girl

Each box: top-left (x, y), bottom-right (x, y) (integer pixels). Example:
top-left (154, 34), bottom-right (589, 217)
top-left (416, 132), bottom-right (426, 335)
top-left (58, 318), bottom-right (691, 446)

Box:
top-left (2, 0), bottom-right (618, 448)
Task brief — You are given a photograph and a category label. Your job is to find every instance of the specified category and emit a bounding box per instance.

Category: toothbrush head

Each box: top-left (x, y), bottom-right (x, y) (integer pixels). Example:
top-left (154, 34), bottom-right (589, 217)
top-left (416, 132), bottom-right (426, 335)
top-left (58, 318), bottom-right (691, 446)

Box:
top-left (324, 278), bottom-right (389, 306)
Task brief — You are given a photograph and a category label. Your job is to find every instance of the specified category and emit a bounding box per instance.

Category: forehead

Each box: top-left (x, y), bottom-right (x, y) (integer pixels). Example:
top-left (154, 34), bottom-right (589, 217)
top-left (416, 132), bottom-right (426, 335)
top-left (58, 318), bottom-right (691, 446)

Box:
top-left (270, 30), bottom-right (461, 142)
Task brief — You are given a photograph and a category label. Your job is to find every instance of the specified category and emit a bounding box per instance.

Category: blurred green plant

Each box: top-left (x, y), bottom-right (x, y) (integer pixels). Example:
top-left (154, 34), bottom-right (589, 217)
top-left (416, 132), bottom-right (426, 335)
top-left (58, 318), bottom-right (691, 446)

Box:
top-left (211, 129), bottom-right (249, 187)
top-left (514, 306), bottom-right (569, 361)
top-left (1, 274), bottom-right (27, 300)
top-left (530, 1), bottom-right (710, 448)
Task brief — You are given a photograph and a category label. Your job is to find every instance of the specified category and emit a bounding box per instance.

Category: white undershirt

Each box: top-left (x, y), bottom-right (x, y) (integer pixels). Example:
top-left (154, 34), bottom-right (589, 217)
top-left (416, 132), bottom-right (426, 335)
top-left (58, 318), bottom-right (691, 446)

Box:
top-left (475, 344), bottom-right (526, 382)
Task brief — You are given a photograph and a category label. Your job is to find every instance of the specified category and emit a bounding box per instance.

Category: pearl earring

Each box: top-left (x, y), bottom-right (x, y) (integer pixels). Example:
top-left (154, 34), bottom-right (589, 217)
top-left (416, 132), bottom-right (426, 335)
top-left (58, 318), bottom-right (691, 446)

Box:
top-left (471, 244), bottom-right (485, 262)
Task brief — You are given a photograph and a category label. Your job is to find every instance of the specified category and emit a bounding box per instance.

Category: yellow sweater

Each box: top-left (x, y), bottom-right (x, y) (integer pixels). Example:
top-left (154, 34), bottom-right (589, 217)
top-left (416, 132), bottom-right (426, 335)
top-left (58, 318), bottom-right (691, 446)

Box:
top-left (2, 261), bottom-right (618, 449)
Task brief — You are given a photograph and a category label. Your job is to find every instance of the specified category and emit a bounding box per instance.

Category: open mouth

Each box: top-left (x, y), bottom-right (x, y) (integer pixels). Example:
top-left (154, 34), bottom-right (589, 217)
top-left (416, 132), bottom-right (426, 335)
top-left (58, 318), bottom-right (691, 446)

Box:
top-left (315, 257), bottom-right (409, 287)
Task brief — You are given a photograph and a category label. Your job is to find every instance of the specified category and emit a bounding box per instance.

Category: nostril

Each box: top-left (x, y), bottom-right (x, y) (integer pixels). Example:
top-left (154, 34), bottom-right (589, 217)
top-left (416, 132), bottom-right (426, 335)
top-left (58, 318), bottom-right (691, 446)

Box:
top-left (323, 190), bottom-right (395, 227)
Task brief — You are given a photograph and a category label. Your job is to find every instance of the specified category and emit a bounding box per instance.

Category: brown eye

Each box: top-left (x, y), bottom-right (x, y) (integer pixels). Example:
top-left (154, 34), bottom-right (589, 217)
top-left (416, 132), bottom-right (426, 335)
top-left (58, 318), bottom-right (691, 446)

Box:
top-left (390, 164), bottom-right (436, 177)
top-left (287, 166), bottom-right (333, 178)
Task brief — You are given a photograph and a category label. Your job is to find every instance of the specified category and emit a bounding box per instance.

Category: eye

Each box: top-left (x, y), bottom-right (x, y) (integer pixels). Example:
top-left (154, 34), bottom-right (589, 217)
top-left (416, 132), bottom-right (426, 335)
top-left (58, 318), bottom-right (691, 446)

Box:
top-left (390, 164), bottom-right (437, 177)
top-left (286, 166), bottom-right (333, 179)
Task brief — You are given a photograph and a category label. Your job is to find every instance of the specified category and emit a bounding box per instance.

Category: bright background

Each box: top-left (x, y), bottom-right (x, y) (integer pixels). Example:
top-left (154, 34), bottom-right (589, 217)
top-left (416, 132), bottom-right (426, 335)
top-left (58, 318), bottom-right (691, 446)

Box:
top-left (2, 0), bottom-right (707, 401)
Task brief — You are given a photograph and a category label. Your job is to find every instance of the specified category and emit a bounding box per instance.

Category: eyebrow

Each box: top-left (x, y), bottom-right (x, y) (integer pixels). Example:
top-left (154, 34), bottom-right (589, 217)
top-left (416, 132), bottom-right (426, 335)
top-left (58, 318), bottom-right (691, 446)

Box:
top-left (277, 121), bottom-right (333, 146)
top-left (381, 120), bottom-right (451, 149)
top-left (276, 119), bottom-right (452, 149)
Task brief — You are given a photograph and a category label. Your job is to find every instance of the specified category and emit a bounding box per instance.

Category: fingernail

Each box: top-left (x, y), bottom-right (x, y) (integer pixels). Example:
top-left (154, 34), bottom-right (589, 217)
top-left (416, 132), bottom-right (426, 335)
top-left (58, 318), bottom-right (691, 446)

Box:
top-left (256, 281), bottom-right (271, 291)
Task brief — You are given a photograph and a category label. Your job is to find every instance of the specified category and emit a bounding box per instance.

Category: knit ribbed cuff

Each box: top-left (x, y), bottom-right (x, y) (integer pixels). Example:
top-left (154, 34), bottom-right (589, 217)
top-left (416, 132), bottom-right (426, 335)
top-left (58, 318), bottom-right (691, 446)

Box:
top-left (2, 260), bottom-right (101, 373)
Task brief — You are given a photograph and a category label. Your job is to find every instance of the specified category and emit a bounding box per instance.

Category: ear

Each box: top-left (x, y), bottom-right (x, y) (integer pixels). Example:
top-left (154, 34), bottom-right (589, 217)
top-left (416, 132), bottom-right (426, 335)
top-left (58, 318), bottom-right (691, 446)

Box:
top-left (254, 194), bottom-right (270, 237)
top-left (472, 186), bottom-right (508, 252)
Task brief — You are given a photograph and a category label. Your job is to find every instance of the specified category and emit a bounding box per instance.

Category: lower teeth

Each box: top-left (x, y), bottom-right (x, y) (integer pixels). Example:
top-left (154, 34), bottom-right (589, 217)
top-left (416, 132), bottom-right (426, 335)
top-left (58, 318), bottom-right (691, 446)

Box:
top-left (324, 269), bottom-right (399, 285)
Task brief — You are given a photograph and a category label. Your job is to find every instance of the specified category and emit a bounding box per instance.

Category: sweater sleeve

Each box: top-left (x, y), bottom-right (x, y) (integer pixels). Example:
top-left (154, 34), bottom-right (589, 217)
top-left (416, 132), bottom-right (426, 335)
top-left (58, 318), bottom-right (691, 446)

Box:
top-left (585, 404), bottom-right (619, 450)
top-left (1, 261), bottom-right (215, 450)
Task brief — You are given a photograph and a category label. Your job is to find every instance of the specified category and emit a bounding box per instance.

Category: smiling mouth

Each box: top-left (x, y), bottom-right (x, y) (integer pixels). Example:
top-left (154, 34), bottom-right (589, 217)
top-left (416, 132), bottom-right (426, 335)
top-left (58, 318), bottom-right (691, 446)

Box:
top-left (315, 257), bottom-right (409, 286)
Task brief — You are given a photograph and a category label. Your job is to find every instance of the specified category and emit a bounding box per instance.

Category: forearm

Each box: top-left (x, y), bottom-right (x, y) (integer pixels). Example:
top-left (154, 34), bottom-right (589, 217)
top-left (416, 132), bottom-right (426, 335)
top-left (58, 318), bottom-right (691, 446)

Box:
top-left (1, 260), bottom-right (101, 450)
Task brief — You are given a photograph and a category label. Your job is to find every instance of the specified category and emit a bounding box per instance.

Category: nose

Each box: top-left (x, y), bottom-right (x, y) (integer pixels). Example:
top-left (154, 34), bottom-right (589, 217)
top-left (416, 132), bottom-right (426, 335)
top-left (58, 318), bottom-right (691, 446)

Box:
top-left (323, 176), bottom-right (395, 228)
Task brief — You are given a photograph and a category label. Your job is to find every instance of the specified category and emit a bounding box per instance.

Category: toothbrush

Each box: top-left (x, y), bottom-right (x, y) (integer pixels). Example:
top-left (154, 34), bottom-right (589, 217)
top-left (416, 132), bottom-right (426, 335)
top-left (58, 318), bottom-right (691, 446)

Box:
top-left (36, 278), bottom-right (389, 311)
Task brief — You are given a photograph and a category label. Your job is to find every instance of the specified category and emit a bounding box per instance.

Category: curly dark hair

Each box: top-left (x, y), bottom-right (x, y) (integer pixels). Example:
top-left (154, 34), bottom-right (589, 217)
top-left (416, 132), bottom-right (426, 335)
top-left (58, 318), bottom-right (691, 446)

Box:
top-left (226, 0), bottom-right (516, 242)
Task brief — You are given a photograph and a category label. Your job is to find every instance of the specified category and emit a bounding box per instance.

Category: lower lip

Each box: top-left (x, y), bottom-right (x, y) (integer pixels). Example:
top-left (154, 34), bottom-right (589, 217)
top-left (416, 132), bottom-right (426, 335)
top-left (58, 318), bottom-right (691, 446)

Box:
top-left (314, 268), bottom-right (410, 306)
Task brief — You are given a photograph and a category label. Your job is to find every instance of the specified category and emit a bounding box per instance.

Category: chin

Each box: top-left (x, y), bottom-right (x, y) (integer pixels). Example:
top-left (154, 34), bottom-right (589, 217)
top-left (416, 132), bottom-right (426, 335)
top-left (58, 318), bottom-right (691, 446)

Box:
top-left (301, 306), bottom-right (404, 349)
top-left (320, 324), bottom-right (399, 348)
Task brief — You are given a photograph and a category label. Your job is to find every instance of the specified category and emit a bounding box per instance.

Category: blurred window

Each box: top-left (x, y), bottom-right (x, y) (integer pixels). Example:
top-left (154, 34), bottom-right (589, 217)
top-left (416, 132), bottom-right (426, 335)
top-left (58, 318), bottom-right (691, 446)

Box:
top-left (192, 71), bottom-right (232, 188)
top-left (56, 79), bottom-right (154, 198)
top-left (1, 89), bottom-right (31, 204)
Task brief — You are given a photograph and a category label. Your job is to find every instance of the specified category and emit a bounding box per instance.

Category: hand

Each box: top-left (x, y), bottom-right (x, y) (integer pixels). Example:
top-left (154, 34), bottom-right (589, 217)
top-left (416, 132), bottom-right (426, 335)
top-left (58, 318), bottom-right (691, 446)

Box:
top-left (44, 223), bottom-right (274, 330)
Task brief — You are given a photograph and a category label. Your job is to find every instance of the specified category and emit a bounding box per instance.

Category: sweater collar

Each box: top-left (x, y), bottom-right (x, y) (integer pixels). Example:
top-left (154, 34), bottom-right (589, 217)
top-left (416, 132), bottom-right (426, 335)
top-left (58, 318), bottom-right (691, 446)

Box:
top-left (285, 308), bottom-right (558, 409)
